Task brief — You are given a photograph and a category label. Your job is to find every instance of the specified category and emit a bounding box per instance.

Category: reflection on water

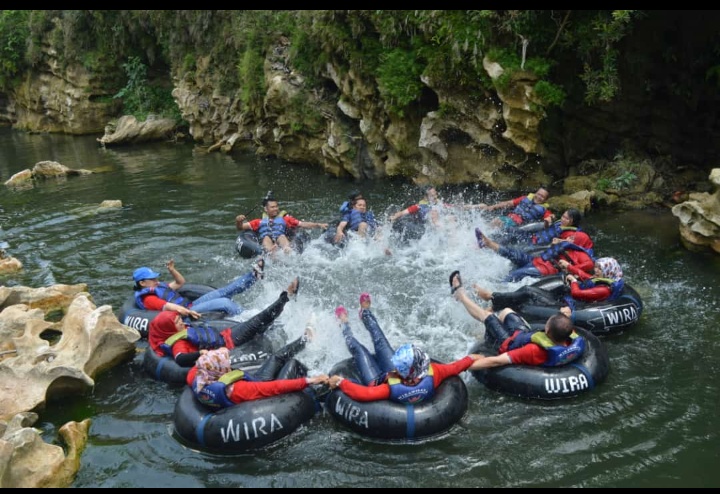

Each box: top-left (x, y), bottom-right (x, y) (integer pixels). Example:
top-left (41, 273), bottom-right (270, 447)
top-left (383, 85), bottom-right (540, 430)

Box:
top-left (1, 128), bottom-right (719, 487)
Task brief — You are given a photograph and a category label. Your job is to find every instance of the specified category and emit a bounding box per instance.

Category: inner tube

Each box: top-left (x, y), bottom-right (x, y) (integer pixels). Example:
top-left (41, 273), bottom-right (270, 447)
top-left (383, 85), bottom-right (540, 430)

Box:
top-left (391, 215), bottom-right (426, 243)
top-left (172, 369), bottom-right (319, 454)
top-left (235, 229), bottom-right (310, 259)
top-left (142, 331), bottom-right (275, 385)
top-left (324, 358), bottom-right (469, 442)
top-left (512, 274), bottom-right (644, 336)
top-left (117, 283), bottom-right (226, 338)
top-left (469, 327), bottom-right (610, 400)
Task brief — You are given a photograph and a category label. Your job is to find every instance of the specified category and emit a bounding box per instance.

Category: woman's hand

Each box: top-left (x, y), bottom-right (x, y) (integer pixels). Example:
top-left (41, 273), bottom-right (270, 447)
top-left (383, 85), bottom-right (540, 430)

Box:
top-left (328, 375), bottom-right (345, 389)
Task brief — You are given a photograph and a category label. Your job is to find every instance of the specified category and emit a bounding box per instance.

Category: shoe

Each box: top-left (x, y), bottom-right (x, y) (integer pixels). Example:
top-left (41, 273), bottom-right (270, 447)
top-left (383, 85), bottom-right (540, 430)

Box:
top-left (287, 277), bottom-right (300, 298)
top-left (252, 258), bottom-right (265, 280)
top-left (449, 270), bottom-right (462, 295)
top-left (334, 305), bottom-right (349, 322)
top-left (359, 292), bottom-right (371, 318)
top-left (475, 228), bottom-right (486, 249)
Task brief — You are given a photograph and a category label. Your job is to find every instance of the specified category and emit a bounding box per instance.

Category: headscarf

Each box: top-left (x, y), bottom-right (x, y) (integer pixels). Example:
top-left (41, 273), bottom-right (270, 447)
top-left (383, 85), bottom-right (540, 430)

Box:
top-left (596, 257), bottom-right (623, 280)
top-left (194, 347), bottom-right (231, 393)
top-left (391, 344), bottom-right (431, 383)
top-left (148, 311), bottom-right (182, 355)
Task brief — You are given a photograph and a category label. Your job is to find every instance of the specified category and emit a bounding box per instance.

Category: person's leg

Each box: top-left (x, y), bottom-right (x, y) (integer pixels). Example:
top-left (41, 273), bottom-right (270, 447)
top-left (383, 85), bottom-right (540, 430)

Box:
top-left (261, 236), bottom-right (277, 254)
top-left (359, 304), bottom-right (395, 373)
top-left (336, 306), bottom-right (383, 385)
top-left (276, 234), bottom-right (292, 253)
top-left (498, 246), bottom-right (533, 268)
top-left (486, 285), bottom-right (535, 311)
top-left (193, 268), bottom-right (260, 305)
top-left (191, 297), bottom-right (242, 316)
top-left (229, 277), bottom-right (299, 346)
top-left (252, 333), bottom-right (308, 381)
top-left (357, 222), bottom-right (368, 237)
top-left (482, 311), bottom-right (517, 353)
top-left (503, 264), bottom-right (542, 283)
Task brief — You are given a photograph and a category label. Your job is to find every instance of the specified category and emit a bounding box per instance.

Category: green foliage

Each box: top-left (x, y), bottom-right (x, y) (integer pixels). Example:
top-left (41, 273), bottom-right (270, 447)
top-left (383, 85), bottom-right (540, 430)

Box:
top-left (237, 48), bottom-right (265, 116)
top-left (113, 56), bottom-right (180, 122)
top-left (0, 10), bottom-right (30, 89)
top-left (533, 80), bottom-right (566, 108)
top-left (286, 93), bottom-right (325, 134)
top-left (375, 48), bottom-right (425, 117)
top-left (596, 152), bottom-right (639, 191)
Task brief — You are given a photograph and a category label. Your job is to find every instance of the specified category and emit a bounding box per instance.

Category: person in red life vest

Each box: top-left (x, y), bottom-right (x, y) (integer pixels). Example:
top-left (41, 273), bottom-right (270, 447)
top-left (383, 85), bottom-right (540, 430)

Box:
top-left (326, 293), bottom-right (481, 403)
top-left (148, 277), bottom-right (300, 367)
top-left (133, 258), bottom-right (264, 319)
top-left (464, 256), bottom-right (625, 313)
top-left (470, 187), bottom-right (555, 229)
top-left (450, 272), bottom-right (585, 368)
top-left (236, 196), bottom-right (327, 256)
top-left (475, 228), bottom-right (596, 283)
top-left (186, 328), bottom-right (329, 409)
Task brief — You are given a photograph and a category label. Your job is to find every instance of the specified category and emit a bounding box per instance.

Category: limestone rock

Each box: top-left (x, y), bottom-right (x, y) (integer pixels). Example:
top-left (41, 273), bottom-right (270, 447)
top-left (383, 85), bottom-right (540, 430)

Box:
top-left (0, 412), bottom-right (90, 488)
top-left (97, 114), bottom-right (177, 146)
top-left (0, 289), bottom-right (139, 421)
top-left (672, 168), bottom-right (720, 254)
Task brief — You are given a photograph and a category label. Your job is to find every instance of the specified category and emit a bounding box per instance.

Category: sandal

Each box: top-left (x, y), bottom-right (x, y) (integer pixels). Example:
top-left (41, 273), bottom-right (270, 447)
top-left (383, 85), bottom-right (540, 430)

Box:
top-left (475, 228), bottom-right (486, 249)
top-left (252, 258), bottom-right (265, 280)
top-left (449, 270), bottom-right (462, 295)
top-left (334, 305), bottom-right (349, 322)
top-left (287, 277), bottom-right (300, 298)
top-left (359, 292), bottom-right (371, 318)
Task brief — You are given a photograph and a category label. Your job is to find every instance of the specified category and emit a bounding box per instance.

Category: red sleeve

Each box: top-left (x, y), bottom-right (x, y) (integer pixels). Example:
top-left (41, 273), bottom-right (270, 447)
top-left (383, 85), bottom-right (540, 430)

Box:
top-left (186, 366), bottom-right (198, 386)
top-left (407, 204), bottom-right (421, 214)
top-left (142, 295), bottom-right (167, 311)
top-left (566, 252), bottom-right (595, 276)
top-left (171, 339), bottom-right (198, 359)
top-left (283, 215), bottom-right (301, 228)
top-left (505, 344), bottom-right (547, 366)
top-left (338, 380), bottom-right (391, 401)
top-left (248, 219), bottom-right (262, 231)
top-left (228, 378), bottom-right (308, 403)
top-left (542, 209), bottom-right (553, 220)
top-left (569, 282), bottom-right (612, 303)
top-left (512, 196), bottom-right (524, 206)
top-left (430, 356), bottom-right (474, 387)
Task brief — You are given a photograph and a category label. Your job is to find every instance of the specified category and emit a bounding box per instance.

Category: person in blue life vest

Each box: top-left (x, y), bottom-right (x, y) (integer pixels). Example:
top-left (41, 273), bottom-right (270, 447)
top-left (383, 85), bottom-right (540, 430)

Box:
top-left (327, 293), bottom-right (481, 403)
top-left (236, 196), bottom-right (327, 255)
top-left (333, 197), bottom-right (379, 244)
top-left (389, 185), bottom-right (453, 228)
top-left (449, 271), bottom-right (585, 369)
top-left (338, 190), bottom-right (364, 216)
top-left (133, 258), bottom-right (264, 319)
top-left (471, 186), bottom-right (555, 230)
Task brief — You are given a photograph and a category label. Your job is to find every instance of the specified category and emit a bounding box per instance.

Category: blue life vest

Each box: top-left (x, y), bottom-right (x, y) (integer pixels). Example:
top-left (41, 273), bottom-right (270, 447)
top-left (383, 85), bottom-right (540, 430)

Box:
top-left (540, 241), bottom-right (596, 264)
top-left (345, 209), bottom-right (377, 233)
top-left (508, 330), bottom-right (585, 367)
top-left (533, 224), bottom-right (579, 245)
top-left (386, 366), bottom-right (435, 404)
top-left (513, 195), bottom-right (549, 223)
top-left (258, 215), bottom-right (289, 241)
top-left (417, 199), bottom-right (431, 221)
top-left (192, 369), bottom-right (253, 409)
top-left (134, 283), bottom-right (188, 310)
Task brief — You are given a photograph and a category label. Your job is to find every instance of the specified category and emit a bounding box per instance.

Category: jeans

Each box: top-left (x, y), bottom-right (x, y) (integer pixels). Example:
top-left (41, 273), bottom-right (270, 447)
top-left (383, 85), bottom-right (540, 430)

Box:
top-left (483, 312), bottom-right (530, 353)
top-left (342, 308), bottom-right (395, 385)
top-left (190, 271), bottom-right (256, 315)
top-left (498, 246), bottom-right (542, 282)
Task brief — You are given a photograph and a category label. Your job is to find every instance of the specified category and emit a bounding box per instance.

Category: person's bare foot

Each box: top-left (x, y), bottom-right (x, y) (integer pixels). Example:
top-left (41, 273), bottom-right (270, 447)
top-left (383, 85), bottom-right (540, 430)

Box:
top-left (287, 277), bottom-right (300, 298)
top-left (472, 284), bottom-right (493, 301)
top-left (303, 324), bottom-right (315, 342)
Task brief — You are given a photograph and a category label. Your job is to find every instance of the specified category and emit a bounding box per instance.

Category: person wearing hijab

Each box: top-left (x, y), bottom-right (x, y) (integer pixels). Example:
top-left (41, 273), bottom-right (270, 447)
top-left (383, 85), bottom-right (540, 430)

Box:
top-left (475, 228), bottom-right (596, 282)
top-left (327, 293), bottom-right (480, 403)
top-left (148, 277), bottom-right (300, 367)
top-left (186, 331), bottom-right (329, 409)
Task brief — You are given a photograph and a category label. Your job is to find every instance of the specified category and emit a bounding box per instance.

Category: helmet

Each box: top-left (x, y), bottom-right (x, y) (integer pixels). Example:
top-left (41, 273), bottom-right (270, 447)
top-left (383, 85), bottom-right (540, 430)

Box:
top-left (391, 344), bottom-right (430, 381)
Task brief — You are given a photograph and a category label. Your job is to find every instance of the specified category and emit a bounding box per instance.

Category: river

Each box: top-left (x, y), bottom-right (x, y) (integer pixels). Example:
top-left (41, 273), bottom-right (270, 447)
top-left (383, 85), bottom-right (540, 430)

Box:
top-left (0, 127), bottom-right (718, 488)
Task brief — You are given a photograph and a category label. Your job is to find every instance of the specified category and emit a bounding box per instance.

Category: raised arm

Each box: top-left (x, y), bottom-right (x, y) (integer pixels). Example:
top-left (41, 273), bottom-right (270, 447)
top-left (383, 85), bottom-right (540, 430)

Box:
top-left (166, 259), bottom-right (185, 290)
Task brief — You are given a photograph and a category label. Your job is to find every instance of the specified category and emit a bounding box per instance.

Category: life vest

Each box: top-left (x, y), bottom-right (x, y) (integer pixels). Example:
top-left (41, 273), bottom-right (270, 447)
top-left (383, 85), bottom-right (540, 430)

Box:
top-left (539, 241), bottom-right (596, 265)
top-left (417, 199), bottom-right (431, 221)
top-left (346, 209), bottom-right (376, 232)
top-left (563, 277), bottom-right (625, 311)
top-left (159, 323), bottom-right (224, 356)
top-left (257, 213), bottom-right (289, 241)
top-left (510, 195), bottom-right (549, 224)
top-left (386, 366), bottom-right (435, 404)
top-left (507, 330), bottom-right (585, 367)
top-left (134, 283), bottom-right (189, 310)
top-left (192, 369), bottom-right (252, 409)
top-left (533, 224), bottom-right (579, 245)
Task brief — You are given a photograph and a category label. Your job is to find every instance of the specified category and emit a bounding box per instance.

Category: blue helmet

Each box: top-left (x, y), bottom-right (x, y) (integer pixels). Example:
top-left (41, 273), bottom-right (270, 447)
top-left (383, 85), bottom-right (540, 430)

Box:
top-left (391, 344), bottom-right (430, 381)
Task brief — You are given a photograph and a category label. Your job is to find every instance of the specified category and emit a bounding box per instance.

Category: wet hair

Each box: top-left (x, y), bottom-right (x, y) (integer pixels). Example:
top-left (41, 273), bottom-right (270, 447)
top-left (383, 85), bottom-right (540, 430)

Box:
top-left (546, 313), bottom-right (575, 343)
top-left (348, 190), bottom-right (363, 202)
top-left (566, 208), bottom-right (582, 227)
